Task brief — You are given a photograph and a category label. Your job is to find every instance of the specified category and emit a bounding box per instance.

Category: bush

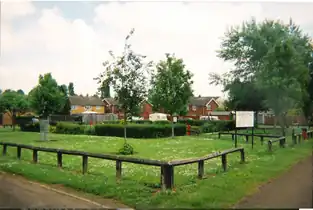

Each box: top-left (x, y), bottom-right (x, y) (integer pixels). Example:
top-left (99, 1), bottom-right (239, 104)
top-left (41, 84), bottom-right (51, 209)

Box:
top-left (94, 123), bottom-right (186, 138)
top-left (55, 122), bottom-right (85, 135)
top-left (20, 123), bottom-right (40, 132)
top-left (102, 120), bottom-right (120, 124)
top-left (49, 126), bottom-right (56, 133)
top-left (118, 142), bottom-right (134, 155)
top-left (16, 116), bottom-right (34, 126)
top-left (84, 125), bottom-right (96, 135)
top-left (153, 120), bottom-right (171, 125)
top-left (199, 120), bottom-right (235, 133)
top-left (178, 119), bottom-right (207, 126)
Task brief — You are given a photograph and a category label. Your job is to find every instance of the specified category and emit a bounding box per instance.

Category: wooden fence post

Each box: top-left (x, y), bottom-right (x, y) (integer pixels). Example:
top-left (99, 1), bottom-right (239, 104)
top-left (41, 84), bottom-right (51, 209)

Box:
top-left (32, 150), bottom-right (38, 163)
top-left (162, 165), bottom-right (174, 190)
top-left (218, 133), bottom-right (221, 139)
top-left (279, 138), bottom-right (285, 148)
top-left (2, 145), bottom-right (7, 156)
top-left (116, 160), bottom-right (122, 182)
top-left (221, 154), bottom-right (227, 172)
top-left (17, 146), bottom-right (21, 159)
top-left (240, 149), bottom-right (245, 163)
top-left (198, 160), bottom-right (204, 179)
top-left (268, 141), bottom-right (272, 152)
top-left (82, 155), bottom-right (88, 174)
top-left (260, 137), bottom-right (264, 145)
top-left (57, 152), bottom-right (62, 168)
top-left (245, 135), bottom-right (249, 143)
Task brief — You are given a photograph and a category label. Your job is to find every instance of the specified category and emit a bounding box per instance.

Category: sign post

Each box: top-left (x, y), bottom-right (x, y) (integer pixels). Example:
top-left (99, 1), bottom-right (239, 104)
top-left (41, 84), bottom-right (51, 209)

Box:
top-left (235, 111), bottom-right (255, 148)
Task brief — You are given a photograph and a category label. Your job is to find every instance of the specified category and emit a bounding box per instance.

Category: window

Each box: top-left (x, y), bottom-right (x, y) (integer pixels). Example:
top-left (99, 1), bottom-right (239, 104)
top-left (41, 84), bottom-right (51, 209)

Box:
top-left (84, 106), bottom-right (92, 111)
top-left (71, 105), bottom-right (77, 110)
top-left (192, 106), bottom-right (197, 111)
top-left (206, 104), bottom-right (211, 110)
top-left (96, 106), bottom-right (101, 110)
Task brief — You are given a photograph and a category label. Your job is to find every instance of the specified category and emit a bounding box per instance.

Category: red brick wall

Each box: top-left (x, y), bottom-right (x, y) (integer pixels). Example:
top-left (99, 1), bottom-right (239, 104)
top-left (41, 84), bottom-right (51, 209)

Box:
top-left (187, 100), bottom-right (219, 116)
top-left (140, 102), bottom-right (153, 119)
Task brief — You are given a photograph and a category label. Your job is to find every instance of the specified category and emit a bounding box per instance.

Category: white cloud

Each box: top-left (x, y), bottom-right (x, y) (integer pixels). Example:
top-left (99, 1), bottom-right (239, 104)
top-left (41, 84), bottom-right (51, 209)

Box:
top-left (1, 2), bottom-right (313, 98)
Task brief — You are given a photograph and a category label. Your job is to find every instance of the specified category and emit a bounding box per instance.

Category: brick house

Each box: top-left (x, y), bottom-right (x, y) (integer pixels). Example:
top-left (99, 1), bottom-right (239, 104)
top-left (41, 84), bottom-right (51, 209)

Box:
top-left (140, 100), bottom-right (153, 120)
top-left (69, 96), bottom-right (105, 115)
top-left (102, 98), bottom-right (153, 119)
top-left (186, 96), bottom-right (220, 117)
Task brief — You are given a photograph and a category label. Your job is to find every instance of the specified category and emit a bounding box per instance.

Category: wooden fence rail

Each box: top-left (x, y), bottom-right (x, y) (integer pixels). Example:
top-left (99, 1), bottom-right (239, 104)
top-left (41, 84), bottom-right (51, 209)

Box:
top-left (268, 130), bottom-right (313, 152)
top-left (218, 132), bottom-right (280, 145)
top-left (0, 142), bottom-right (245, 190)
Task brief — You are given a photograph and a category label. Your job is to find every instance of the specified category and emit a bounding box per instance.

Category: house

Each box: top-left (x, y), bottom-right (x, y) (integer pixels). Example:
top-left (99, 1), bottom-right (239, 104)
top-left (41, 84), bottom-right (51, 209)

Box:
top-left (140, 100), bottom-right (153, 120)
top-left (69, 96), bottom-right (105, 115)
top-left (186, 96), bottom-right (220, 117)
top-left (102, 98), bottom-right (119, 114)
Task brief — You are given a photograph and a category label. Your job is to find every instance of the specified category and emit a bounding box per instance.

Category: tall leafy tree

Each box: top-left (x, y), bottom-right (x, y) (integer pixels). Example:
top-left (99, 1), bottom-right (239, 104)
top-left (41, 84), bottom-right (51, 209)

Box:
top-left (17, 89), bottom-right (25, 95)
top-left (95, 79), bottom-right (111, 99)
top-left (211, 18), bottom-right (312, 135)
top-left (149, 54), bottom-right (193, 137)
top-left (57, 84), bottom-right (71, 115)
top-left (28, 73), bottom-right (67, 119)
top-left (224, 79), bottom-right (268, 123)
top-left (97, 28), bottom-right (152, 142)
top-left (0, 90), bottom-right (29, 131)
top-left (68, 82), bottom-right (75, 96)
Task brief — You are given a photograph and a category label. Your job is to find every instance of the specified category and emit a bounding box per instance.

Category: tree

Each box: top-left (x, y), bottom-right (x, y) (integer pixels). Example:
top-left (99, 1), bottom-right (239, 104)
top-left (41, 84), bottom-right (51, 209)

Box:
top-left (211, 18), bottom-right (312, 135)
top-left (17, 89), bottom-right (25, 95)
top-left (149, 54), bottom-right (193, 137)
top-left (68, 82), bottom-right (75, 96)
top-left (28, 73), bottom-right (67, 119)
top-left (57, 84), bottom-right (71, 115)
top-left (224, 79), bottom-right (268, 123)
top-left (96, 79), bottom-right (111, 99)
top-left (302, 55), bottom-right (313, 124)
top-left (97, 28), bottom-right (152, 142)
top-left (0, 90), bottom-right (29, 131)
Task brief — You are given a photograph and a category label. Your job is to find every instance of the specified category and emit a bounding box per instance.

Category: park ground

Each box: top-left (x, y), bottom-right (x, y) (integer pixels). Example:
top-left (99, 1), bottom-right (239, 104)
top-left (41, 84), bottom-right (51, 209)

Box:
top-left (0, 127), bottom-right (312, 208)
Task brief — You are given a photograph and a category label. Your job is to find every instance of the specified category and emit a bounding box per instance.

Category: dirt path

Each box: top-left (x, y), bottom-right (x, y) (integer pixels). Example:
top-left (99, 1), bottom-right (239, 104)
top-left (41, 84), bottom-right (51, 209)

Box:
top-left (235, 156), bottom-right (313, 209)
top-left (0, 172), bottom-right (130, 209)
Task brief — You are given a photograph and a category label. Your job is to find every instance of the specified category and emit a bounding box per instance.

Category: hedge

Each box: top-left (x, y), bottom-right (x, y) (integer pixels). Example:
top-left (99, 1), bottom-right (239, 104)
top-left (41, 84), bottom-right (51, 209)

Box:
top-left (21, 122), bottom-right (186, 138)
top-left (20, 123), bottom-right (40, 132)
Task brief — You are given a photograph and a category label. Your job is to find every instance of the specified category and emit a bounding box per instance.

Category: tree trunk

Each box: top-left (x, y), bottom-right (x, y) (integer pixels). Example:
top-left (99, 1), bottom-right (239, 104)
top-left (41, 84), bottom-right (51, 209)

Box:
top-left (12, 112), bottom-right (16, 132)
top-left (123, 112), bottom-right (127, 142)
top-left (171, 115), bottom-right (175, 138)
top-left (279, 114), bottom-right (286, 136)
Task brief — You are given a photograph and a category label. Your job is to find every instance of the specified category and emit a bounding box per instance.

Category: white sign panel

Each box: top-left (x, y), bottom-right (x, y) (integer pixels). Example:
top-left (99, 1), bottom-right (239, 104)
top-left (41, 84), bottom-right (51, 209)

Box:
top-left (236, 111), bottom-right (254, 128)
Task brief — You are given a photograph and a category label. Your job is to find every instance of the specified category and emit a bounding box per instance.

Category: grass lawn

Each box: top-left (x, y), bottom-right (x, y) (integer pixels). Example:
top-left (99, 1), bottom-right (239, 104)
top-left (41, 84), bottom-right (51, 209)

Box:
top-left (0, 128), bottom-right (312, 208)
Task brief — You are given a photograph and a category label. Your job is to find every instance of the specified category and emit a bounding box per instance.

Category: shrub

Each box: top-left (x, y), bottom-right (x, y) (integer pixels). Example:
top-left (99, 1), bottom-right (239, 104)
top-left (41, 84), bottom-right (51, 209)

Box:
top-left (55, 122), bottom-right (84, 135)
top-left (102, 120), bottom-right (120, 124)
top-left (178, 119), bottom-right (207, 126)
top-left (20, 123), bottom-right (40, 132)
top-left (118, 142), bottom-right (134, 155)
top-left (16, 116), bottom-right (34, 126)
top-left (153, 120), bottom-right (171, 125)
top-left (94, 123), bottom-right (186, 138)
top-left (84, 125), bottom-right (96, 135)
top-left (49, 126), bottom-right (56, 133)
top-left (133, 120), bottom-right (152, 124)
top-left (199, 120), bottom-right (235, 133)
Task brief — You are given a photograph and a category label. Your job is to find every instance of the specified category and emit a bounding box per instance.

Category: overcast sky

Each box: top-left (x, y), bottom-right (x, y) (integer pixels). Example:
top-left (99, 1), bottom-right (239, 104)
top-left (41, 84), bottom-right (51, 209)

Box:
top-left (1, 1), bottom-right (313, 98)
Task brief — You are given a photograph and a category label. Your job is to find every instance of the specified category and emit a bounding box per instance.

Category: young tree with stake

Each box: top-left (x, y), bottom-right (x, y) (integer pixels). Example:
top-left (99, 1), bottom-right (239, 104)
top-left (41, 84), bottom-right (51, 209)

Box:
top-left (96, 29), bottom-right (152, 151)
top-left (149, 54), bottom-right (193, 137)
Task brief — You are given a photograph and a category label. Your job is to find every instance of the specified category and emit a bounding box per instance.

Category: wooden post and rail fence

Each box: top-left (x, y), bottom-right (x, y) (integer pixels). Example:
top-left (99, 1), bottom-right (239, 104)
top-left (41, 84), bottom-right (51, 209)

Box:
top-left (0, 142), bottom-right (245, 190)
top-left (218, 129), bottom-right (313, 152)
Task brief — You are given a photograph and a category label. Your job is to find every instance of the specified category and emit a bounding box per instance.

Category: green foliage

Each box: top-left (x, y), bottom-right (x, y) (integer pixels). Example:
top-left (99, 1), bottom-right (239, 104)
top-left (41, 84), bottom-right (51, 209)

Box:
top-left (20, 123), bottom-right (40, 132)
top-left (97, 29), bottom-right (153, 122)
top-left (0, 90), bottom-right (29, 130)
top-left (0, 90), bottom-right (29, 115)
top-left (55, 122), bottom-right (85, 135)
top-left (28, 73), bottom-right (67, 118)
top-left (84, 125), bottom-right (96, 135)
top-left (224, 79), bottom-right (268, 112)
top-left (149, 54), bottom-right (194, 116)
top-left (94, 124), bottom-right (186, 138)
top-left (68, 82), bottom-right (75, 96)
top-left (212, 18), bottom-right (312, 133)
top-left (177, 119), bottom-right (235, 132)
top-left (118, 142), bottom-right (134, 155)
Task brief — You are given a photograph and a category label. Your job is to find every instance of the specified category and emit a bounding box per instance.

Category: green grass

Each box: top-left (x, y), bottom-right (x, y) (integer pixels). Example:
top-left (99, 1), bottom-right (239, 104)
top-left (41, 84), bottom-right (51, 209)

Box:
top-left (0, 128), bottom-right (312, 208)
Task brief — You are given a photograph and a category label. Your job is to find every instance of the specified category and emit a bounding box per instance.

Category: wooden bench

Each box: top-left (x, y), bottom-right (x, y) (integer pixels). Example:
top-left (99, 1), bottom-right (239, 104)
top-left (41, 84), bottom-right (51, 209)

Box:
top-left (268, 136), bottom-right (286, 152)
